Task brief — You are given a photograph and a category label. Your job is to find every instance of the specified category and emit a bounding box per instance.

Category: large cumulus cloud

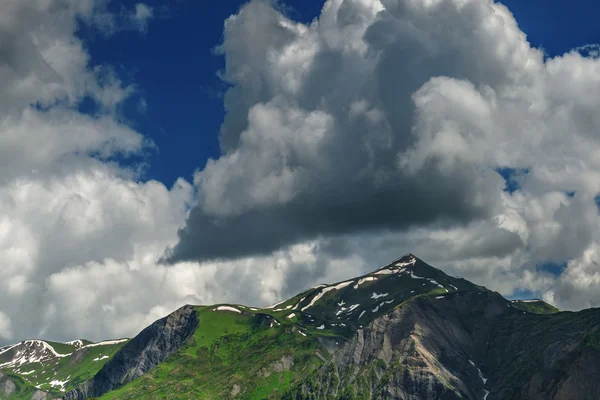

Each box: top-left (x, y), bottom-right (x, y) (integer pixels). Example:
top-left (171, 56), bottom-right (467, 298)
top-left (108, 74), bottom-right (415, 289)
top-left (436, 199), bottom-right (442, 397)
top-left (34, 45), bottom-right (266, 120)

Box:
top-left (166, 0), bottom-right (600, 311)
top-left (167, 0), bottom-right (523, 262)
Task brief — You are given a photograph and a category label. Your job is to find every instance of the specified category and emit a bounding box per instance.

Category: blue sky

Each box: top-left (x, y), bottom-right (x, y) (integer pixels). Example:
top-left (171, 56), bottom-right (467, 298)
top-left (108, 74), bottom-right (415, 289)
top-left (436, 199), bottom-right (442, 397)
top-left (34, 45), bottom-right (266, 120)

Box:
top-left (79, 0), bottom-right (325, 186)
top-left (80, 0), bottom-right (600, 187)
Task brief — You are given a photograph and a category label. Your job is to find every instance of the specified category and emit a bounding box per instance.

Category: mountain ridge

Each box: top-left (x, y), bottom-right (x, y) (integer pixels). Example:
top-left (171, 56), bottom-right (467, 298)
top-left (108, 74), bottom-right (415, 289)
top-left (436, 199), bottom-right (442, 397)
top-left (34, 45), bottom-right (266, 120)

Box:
top-left (1, 254), bottom-right (598, 400)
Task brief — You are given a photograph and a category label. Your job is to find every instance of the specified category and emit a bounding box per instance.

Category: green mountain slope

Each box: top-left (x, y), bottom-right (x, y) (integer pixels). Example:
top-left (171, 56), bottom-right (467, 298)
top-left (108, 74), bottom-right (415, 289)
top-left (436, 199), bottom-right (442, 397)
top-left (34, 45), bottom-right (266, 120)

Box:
top-left (100, 308), bottom-right (324, 399)
top-left (0, 339), bottom-right (128, 399)
top-left (510, 299), bottom-right (560, 314)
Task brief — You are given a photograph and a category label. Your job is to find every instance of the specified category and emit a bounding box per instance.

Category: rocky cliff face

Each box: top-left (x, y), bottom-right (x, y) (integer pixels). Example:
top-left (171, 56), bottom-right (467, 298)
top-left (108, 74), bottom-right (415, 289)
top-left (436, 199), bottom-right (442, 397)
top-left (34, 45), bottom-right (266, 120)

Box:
top-left (485, 308), bottom-right (600, 400)
top-left (298, 290), bottom-right (506, 399)
top-left (62, 305), bottom-right (199, 400)
top-left (294, 290), bottom-right (600, 400)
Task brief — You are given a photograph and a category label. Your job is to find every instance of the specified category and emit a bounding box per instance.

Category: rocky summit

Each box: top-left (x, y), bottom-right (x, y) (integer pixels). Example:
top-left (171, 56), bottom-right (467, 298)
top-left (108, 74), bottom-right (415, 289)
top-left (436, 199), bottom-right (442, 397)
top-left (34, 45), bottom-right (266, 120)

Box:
top-left (1, 255), bottom-right (599, 399)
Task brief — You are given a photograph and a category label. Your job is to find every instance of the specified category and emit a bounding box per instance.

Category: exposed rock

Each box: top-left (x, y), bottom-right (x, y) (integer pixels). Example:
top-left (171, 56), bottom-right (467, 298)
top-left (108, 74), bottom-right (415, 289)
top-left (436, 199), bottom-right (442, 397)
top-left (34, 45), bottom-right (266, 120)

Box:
top-left (272, 355), bottom-right (294, 372)
top-left (301, 294), bottom-right (491, 399)
top-left (259, 355), bottom-right (295, 378)
top-left (62, 305), bottom-right (199, 400)
top-left (30, 390), bottom-right (49, 400)
top-left (231, 383), bottom-right (241, 397)
top-left (1, 376), bottom-right (16, 397)
top-left (553, 349), bottom-right (600, 400)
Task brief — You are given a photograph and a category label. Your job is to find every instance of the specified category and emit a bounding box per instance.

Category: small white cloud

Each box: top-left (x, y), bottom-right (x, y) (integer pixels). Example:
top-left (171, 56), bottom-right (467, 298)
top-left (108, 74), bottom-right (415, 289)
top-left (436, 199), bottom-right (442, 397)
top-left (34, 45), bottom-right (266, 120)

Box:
top-left (137, 98), bottom-right (148, 114)
top-left (0, 311), bottom-right (13, 341)
top-left (131, 3), bottom-right (154, 33)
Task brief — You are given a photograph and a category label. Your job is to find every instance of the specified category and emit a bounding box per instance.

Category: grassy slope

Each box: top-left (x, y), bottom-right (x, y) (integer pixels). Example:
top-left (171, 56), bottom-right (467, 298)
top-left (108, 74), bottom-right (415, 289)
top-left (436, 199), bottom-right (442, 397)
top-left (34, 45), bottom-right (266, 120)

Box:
top-left (2, 340), bottom-right (128, 398)
top-left (100, 307), bottom-right (326, 400)
top-left (0, 372), bottom-right (44, 400)
top-left (510, 300), bottom-right (560, 314)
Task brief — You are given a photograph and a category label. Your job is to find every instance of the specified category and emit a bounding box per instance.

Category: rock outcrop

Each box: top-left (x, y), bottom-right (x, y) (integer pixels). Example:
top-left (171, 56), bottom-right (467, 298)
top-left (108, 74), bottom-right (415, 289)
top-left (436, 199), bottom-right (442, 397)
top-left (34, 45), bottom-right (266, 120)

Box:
top-left (0, 372), bottom-right (17, 398)
top-left (62, 305), bottom-right (199, 400)
top-left (299, 291), bottom-right (506, 399)
top-left (295, 290), bottom-right (600, 400)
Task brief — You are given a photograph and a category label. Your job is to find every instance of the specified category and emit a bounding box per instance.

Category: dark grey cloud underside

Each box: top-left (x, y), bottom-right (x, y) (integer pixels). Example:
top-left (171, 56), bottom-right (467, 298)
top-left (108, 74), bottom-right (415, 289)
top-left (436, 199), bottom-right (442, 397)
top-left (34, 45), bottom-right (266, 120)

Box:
top-left (165, 162), bottom-right (502, 262)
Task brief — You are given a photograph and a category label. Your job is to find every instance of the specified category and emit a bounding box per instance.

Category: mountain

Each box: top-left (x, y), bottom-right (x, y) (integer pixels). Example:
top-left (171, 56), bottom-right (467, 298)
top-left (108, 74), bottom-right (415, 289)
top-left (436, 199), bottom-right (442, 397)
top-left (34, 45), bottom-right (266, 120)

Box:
top-left (0, 339), bottom-right (127, 399)
top-left (1, 254), bottom-right (599, 400)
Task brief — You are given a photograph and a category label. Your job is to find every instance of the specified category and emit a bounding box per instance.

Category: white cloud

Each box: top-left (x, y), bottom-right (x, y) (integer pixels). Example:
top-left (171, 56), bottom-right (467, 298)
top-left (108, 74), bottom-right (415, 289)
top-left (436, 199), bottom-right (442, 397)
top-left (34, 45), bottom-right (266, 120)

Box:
top-left (0, 312), bottom-right (13, 341)
top-left (0, 0), bottom-right (190, 345)
top-left (131, 3), bottom-right (154, 33)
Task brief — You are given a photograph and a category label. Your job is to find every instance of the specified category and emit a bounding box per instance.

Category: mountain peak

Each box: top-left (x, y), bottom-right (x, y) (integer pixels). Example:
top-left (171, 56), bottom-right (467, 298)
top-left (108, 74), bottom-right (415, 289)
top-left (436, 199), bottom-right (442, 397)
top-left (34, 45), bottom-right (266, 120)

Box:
top-left (243, 254), bottom-right (482, 339)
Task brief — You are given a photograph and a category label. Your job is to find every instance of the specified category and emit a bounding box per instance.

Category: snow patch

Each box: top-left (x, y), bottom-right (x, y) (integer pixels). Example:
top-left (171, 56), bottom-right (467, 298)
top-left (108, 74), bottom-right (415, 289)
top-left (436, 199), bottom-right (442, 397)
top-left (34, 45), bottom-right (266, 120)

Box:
top-left (347, 304), bottom-right (360, 312)
top-left (354, 276), bottom-right (377, 288)
top-left (335, 303), bottom-right (360, 316)
top-left (374, 268), bottom-right (394, 275)
top-left (214, 306), bottom-right (242, 313)
top-left (478, 368), bottom-right (488, 384)
top-left (428, 278), bottom-right (445, 289)
top-left (333, 280), bottom-right (354, 290)
top-left (81, 339), bottom-right (128, 349)
top-left (264, 299), bottom-right (286, 309)
top-left (358, 310), bottom-right (366, 319)
top-left (49, 376), bottom-right (71, 392)
top-left (286, 313), bottom-right (296, 319)
top-left (371, 292), bottom-right (388, 299)
top-left (301, 281), bottom-right (353, 312)
top-left (292, 297), bottom-right (306, 310)
top-left (469, 360), bottom-right (489, 398)
top-left (92, 355), bottom-right (110, 361)
top-left (301, 287), bottom-right (335, 311)
top-left (395, 257), bottom-right (416, 267)
top-left (316, 324), bottom-right (325, 330)
top-left (19, 370), bottom-right (35, 375)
